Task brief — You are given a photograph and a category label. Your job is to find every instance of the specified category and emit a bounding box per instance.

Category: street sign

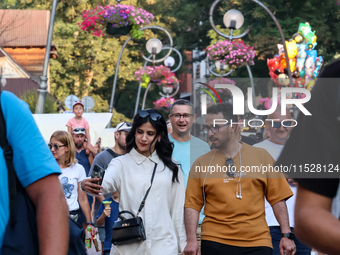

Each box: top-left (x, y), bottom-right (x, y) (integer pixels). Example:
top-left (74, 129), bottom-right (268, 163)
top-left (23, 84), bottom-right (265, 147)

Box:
top-left (64, 95), bottom-right (79, 110)
top-left (81, 96), bottom-right (95, 112)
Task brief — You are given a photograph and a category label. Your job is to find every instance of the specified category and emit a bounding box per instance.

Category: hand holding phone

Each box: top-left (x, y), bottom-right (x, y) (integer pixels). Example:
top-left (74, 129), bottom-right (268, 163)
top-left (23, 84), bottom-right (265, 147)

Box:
top-left (91, 164), bottom-right (105, 187)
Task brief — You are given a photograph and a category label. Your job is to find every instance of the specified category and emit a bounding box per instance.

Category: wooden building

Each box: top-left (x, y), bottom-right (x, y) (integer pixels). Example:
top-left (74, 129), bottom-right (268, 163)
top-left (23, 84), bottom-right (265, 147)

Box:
top-left (0, 9), bottom-right (57, 93)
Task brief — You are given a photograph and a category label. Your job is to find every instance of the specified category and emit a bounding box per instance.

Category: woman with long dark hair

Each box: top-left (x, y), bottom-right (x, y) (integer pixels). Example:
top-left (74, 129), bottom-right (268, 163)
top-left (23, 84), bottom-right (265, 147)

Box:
top-left (84, 109), bottom-right (186, 254)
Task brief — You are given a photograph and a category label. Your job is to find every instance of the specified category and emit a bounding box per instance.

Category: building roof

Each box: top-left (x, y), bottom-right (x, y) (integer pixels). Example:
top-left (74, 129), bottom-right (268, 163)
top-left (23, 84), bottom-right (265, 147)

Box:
top-left (3, 78), bottom-right (39, 97)
top-left (0, 10), bottom-right (50, 47)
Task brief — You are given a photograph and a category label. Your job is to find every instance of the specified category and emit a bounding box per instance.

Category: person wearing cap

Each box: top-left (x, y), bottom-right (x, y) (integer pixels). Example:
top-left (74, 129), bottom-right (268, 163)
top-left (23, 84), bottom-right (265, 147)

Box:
top-left (87, 121), bottom-right (131, 253)
top-left (66, 101), bottom-right (91, 148)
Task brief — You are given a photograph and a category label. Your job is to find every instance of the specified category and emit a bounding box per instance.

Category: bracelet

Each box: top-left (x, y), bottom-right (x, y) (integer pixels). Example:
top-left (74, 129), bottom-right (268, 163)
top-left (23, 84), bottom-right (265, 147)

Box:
top-left (87, 222), bottom-right (94, 226)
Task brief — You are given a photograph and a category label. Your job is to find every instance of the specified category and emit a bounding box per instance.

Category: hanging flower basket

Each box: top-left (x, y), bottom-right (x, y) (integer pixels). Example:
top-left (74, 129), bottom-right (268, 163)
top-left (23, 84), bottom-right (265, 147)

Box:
top-left (134, 65), bottom-right (179, 89)
top-left (205, 39), bottom-right (256, 69)
top-left (106, 23), bottom-right (132, 36)
top-left (78, 5), bottom-right (154, 39)
top-left (153, 97), bottom-right (176, 109)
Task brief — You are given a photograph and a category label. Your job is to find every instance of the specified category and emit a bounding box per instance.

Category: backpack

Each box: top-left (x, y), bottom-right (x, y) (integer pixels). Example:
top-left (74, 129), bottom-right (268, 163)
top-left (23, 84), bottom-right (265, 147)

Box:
top-left (0, 92), bottom-right (86, 255)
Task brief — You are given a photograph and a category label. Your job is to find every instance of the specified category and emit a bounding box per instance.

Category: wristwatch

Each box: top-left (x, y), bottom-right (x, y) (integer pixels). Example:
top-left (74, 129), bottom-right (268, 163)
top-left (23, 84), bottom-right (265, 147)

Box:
top-left (281, 232), bottom-right (294, 240)
top-left (87, 222), bottom-right (94, 226)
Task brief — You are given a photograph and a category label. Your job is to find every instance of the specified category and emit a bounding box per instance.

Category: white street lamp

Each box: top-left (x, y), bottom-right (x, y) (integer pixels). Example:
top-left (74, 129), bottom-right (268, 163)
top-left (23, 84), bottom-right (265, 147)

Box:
top-left (223, 9), bottom-right (244, 30)
top-left (164, 56), bottom-right (175, 67)
top-left (146, 38), bottom-right (163, 54)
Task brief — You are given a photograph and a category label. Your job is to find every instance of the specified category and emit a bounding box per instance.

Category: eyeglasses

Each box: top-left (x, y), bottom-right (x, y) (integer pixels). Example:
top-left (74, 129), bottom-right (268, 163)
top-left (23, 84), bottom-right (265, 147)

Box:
top-left (272, 121), bottom-right (292, 128)
top-left (138, 110), bottom-right (163, 121)
top-left (225, 158), bottom-right (235, 178)
top-left (48, 143), bottom-right (67, 151)
top-left (202, 123), bottom-right (230, 135)
top-left (170, 113), bottom-right (194, 119)
top-left (73, 127), bottom-right (85, 132)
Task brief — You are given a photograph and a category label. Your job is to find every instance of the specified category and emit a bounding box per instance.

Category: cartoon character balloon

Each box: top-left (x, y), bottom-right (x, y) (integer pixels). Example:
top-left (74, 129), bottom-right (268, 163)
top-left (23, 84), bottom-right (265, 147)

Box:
top-left (296, 45), bottom-right (307, 77)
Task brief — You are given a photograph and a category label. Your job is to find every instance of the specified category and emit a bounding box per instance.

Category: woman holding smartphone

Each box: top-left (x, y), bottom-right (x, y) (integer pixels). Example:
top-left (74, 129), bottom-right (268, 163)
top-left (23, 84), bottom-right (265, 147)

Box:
top-left (49, 130), bottom-right (95, 233)
top-left (82, 109), bottom-right (186, 255)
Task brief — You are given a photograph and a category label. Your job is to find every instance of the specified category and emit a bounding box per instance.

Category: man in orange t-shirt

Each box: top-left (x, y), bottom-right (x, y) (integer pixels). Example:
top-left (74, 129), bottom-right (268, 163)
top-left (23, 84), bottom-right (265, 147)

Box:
top-left (183, 104), bottom-right (296, 255)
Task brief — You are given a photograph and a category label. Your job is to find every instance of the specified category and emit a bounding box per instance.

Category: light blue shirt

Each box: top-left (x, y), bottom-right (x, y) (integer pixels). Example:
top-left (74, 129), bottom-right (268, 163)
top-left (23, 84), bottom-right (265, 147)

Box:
top-left (169, 134), bottom-right (210, 224)
top-left (0, 91), bottom-right (61, 250)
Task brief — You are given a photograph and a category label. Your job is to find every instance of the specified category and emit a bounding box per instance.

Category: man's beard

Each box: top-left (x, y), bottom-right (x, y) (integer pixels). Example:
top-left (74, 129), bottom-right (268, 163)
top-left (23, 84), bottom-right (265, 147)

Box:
top-left (75, 142), bottom-right (83, 149)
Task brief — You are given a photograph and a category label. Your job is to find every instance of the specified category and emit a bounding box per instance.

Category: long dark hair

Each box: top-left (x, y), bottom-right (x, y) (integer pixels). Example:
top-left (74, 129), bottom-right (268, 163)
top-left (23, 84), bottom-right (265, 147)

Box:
top-left (126, 109), bottom-right (179, 182)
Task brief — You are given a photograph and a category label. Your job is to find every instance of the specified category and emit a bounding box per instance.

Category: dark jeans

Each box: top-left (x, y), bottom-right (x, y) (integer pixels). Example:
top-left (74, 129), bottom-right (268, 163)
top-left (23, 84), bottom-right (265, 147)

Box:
top-left (201, 240), bottom-right (272, 255)
top-left (270, 226), bottom-right (312, 255)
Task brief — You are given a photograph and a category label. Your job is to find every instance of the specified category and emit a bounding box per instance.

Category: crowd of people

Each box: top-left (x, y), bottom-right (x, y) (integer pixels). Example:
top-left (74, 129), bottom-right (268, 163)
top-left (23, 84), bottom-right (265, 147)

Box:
top-left (1, 60), bottom-right (340, 255)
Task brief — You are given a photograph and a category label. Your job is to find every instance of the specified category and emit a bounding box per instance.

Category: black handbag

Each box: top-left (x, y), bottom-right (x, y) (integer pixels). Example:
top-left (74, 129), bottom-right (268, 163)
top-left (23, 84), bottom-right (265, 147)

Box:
top-left (111, 163), bottom-right (157, 245)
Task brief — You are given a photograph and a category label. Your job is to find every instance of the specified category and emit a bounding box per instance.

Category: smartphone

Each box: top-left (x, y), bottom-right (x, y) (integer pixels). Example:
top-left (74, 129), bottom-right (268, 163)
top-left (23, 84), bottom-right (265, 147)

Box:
top-left (91, 164), bottom-right (105, 186)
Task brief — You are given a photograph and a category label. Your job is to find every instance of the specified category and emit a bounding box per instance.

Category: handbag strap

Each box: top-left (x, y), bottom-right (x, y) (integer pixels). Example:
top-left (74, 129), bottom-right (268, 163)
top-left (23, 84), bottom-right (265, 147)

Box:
top-left (0, 91), bottom-right (18, 225)
top-left (136, 163), bottom-right (157, 217)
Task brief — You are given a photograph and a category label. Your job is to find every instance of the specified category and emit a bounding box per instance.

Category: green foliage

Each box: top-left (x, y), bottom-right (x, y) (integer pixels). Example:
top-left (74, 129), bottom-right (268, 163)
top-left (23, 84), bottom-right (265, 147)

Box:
top-left (20, 90), bottom-right (58, 114)
top-left (110, 108), bottom-right (132, 128)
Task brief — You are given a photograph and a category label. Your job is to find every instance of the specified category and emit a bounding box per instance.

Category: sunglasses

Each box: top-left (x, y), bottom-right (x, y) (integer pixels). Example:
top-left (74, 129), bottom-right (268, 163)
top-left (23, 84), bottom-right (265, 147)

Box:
top-left (73, 127), bottom-right (85, 132)
top-left (48, 143), bottom-right (67, 151)
top-left (117, 122), bottom-right (132, 130)
top-left (138, 110), bottom-right (163, 121)
top-left (272, 121), bottom-right (292, 128)
top-left (225, 158), bottom-right (235, 178)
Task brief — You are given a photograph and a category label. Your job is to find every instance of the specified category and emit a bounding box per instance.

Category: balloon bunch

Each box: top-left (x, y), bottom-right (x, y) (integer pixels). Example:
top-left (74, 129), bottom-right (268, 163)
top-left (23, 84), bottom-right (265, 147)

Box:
top-left (267, 22), bottom-right (323, 92)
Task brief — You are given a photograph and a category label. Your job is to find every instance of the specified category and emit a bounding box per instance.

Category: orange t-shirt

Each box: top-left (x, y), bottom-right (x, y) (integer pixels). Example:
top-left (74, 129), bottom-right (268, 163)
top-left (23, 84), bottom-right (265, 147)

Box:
top-left (185, 143), bottom-right (293, 248)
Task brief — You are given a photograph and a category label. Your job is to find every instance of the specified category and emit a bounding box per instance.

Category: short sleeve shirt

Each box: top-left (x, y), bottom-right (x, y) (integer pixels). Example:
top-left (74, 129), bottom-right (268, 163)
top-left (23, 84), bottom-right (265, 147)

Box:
top-left (66, 117), bottom-right (90, 129)
top-left (58, 163), bottom-right (86, 211)
top-left (185, 143), bottom-right (293, 248)
top-left (0, 91), bottom-right (61, 248)
top-left (96, 198), bottom-right (119, 251)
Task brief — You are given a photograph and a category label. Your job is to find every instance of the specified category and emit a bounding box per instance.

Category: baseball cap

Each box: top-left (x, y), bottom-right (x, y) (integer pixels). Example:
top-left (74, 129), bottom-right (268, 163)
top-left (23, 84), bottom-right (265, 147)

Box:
top-left (115, 122), bottom-right (132, 132)
top-left (73, 101), bottom-right (84, 108)
top-left (72, 127), bottom-right (86, 135)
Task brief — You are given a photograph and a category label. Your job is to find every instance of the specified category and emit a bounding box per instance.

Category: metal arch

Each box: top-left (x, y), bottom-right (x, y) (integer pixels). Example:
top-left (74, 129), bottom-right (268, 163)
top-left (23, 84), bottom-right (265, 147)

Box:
top-left (209, 0), bottom-right (251, 41)
top-left (209, 0), bottom-right (293, 88)
top-left (162, 47), bottom-right (183, 73)
top-left (140, 28), bottom-right (173, 64)
top-left (109, 25), bottom-right (174, 113)
top-left (134, 47), bottom-right (183, 116)
top-left (141, 84), bottom-right (152, 110)
top-left (206, 57), bottom-right (234, 77)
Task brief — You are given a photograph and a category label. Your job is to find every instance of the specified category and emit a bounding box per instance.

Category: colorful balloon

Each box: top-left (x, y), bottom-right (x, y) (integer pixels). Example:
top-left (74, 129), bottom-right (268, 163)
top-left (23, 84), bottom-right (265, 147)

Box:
top-left (296, 45), bottom-right (307, 77)
top-left (313, 56), bottom-right (323, 78)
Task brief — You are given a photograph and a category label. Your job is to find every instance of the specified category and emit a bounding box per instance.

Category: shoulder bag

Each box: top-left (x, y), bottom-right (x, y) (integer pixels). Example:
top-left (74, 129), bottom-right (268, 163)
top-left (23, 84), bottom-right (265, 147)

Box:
top-left (111, 163), bottom-right (157, 245)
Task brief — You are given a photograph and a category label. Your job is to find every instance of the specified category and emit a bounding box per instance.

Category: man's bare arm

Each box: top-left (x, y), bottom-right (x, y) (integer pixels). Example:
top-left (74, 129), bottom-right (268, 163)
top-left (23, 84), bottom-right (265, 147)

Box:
top-left (183, 207), bottom-right (200, 255)
top-left (26, 174), bottom-right (69, 255)
top-left (272, 200), bottom-right (296, 255)
top-left (295, 185), bottom-right (340, 255)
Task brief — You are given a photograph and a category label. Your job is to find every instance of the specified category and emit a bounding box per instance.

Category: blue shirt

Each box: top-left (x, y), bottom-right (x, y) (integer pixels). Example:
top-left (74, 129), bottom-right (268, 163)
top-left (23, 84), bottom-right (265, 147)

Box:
top-left (168, 134), bottom-right (210, 224)
top-left (76, 149), bottom-right (91, 176)
top-left (96, 198), bottom-right (119, 252)
top-left (0, 91), bottom-right (61, 250)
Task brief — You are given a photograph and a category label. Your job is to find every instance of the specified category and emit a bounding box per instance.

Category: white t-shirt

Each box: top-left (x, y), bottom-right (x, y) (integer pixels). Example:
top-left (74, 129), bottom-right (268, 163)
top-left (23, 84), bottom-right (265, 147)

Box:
top-left (254, 140), bottom-right (296, 227)
top-left (58, 163), bottom-right (86, 211)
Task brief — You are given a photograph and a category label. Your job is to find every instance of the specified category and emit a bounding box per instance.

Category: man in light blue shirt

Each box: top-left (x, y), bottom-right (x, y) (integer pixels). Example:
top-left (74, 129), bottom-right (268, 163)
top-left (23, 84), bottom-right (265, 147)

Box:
top-left (168, 99), bottom-right (210, 225)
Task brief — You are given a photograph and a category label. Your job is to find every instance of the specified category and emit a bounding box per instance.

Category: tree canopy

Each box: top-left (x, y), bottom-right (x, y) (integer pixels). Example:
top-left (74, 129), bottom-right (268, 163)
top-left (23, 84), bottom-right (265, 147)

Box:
top-left (2, 0), bottom-right (340, 117)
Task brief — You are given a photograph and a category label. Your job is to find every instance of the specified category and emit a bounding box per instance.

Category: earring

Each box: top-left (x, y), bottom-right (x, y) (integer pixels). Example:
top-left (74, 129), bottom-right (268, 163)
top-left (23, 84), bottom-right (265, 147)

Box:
top-left (158, 139), bottom-right (161, 142)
